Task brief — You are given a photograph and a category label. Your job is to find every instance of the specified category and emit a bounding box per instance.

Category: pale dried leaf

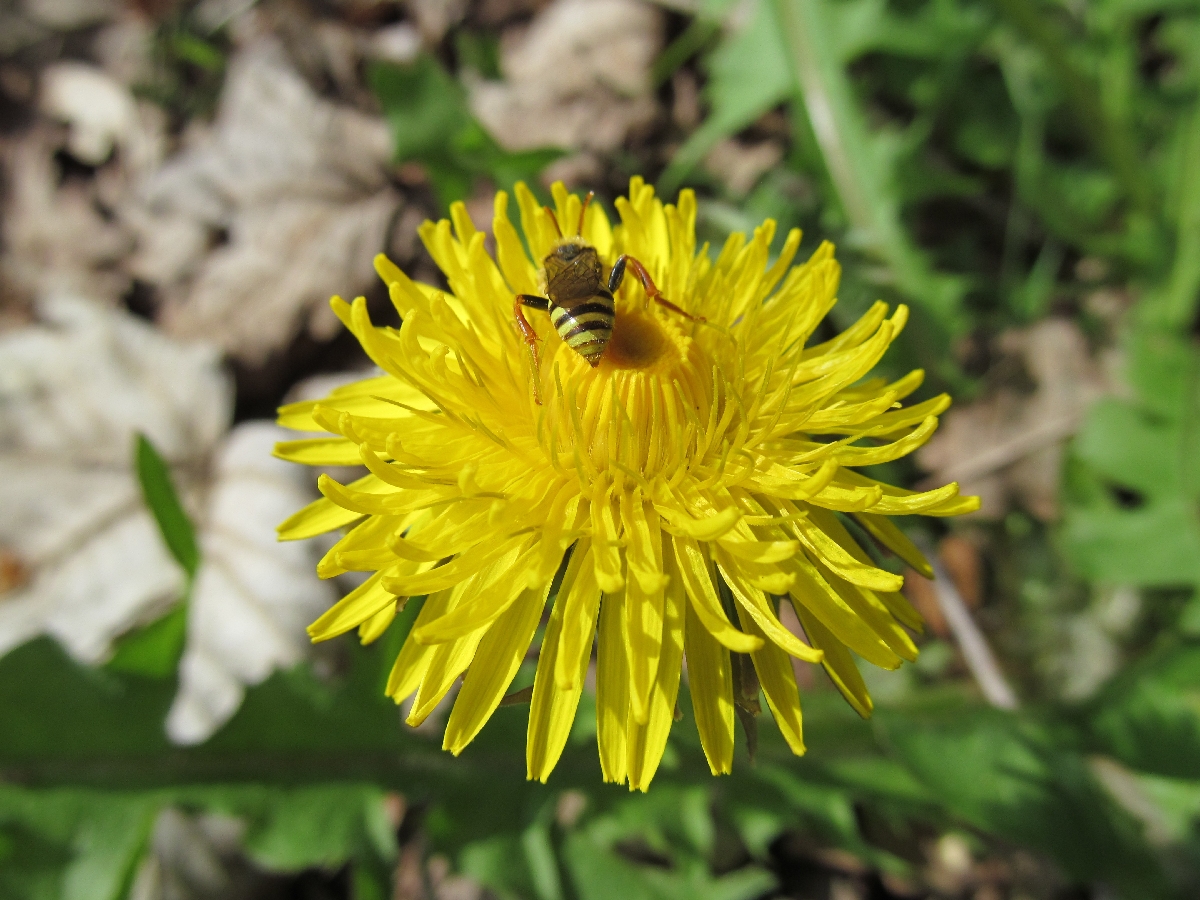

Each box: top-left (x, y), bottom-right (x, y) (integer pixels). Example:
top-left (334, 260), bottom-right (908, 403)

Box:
top-left (22, 0), bottom-right (118, 29)
top-left (1, 129), bottom-right (135, 305)
top-left (39, 62), bottom-right (152, 167)
top-left (167, 422), bottom-right (337, 744)
top-left (125, 38), bottom-right (398, 364)
top-left (0, 295), bottom-right (231, 664)
top-left (469, 0), bottom-right (662, 153)
top-left (703, 138), bottom-right (784, 197)
top-left (918, 319), bottom-right (1111, 520)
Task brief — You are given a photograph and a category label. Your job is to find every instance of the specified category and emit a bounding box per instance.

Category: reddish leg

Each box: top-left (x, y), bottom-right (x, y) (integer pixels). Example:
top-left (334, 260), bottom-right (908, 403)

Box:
top-left (514, 294), bottom-right (550, 405)
top-left (608, 255), bottom-right (705, 323)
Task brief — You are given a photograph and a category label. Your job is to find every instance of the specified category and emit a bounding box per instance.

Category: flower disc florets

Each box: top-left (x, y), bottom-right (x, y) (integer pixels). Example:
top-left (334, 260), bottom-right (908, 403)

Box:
top-left (276, 178), bottom-right (977, 790)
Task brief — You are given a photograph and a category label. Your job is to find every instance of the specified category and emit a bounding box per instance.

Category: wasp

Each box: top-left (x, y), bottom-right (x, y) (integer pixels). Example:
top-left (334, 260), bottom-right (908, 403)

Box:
top-left (513, 192), bottom-right (703, 404)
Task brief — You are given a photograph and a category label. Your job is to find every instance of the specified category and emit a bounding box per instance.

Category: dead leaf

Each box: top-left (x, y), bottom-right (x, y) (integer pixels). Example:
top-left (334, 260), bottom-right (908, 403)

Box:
top-left (22, 0), bottom-right (119, 30)
top-left (0, 294), bottom-right (230, 664)
top-left (468, 0), bottom-right (662, 153)
top-left (0, 128), bottom-right (136, 306)
top-left (917, 319), bottom-right (1110, 520)
top-left (125, 38), bottom-right (399, 365)
top-left (167, 421), bottom-right (337, 744)
top-left (703, 137), bottom-right (784, 197)
top-left (39, 61), bottom-right (165, 169)
top-left (408, 0), bottom-right (470, 45)
top-left (0, 296), bottom-right (338, 742)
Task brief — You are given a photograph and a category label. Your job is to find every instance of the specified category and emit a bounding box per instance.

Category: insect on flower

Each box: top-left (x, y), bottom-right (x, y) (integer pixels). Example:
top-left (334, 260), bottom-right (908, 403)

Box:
top-left (275, 179), bottom-right (981, 792)
top-left (513, 192), bottom-right (703, 404)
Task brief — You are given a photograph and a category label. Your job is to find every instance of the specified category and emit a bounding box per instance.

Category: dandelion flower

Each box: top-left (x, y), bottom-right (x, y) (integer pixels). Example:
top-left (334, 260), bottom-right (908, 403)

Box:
top-left (275, 178), bottom-right (978, 790)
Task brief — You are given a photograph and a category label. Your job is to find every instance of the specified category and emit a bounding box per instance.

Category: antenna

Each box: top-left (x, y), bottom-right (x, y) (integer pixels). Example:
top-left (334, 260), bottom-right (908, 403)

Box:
top-left (577, 191), bottom-right (594, 237)
top-left (543, 206), bottom-right (563, 239)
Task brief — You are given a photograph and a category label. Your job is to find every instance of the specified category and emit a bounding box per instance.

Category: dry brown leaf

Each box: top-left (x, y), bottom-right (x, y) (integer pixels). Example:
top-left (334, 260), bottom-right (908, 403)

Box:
top-left (468, 0), bottom-right (662, 153)
top-left (703, 137), bottom-right (784, 197)
top-left (125, 38), bottom-right (398, 364)
top-left (918, 318), bottom-right (1110, 521)
top-left (0, 128), bottom-right (136, 307)
top-left (39, 61), bottom-right (166, 168)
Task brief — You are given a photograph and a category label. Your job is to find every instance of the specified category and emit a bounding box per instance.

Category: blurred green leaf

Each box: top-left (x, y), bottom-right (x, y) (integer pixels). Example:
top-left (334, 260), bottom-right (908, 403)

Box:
top-left (0, 788), bottom-right (156, 900)
top-left (105, 604), bottom-right (188, 679)
top-left (660, 1), bottom-right (792, 194)
top-left (1063, 330), bottom-right (1200, 586)
top-left (1087, 642), bottom-right (1200, 780)
top-left (368, 57), bottom-right (563, 209)
top-left (204, 784), bottom-right (397, 871)
top-left (134, 433), bottom-right (199, 580)
top-left (882, 709), bottom-right (1171, 897)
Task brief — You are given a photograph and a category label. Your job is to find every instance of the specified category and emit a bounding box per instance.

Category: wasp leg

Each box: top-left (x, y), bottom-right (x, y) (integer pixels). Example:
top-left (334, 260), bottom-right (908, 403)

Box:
top-left (514, 294), bottom-right (550, 405)
top-left (608, 255), bottom-right (705, 323)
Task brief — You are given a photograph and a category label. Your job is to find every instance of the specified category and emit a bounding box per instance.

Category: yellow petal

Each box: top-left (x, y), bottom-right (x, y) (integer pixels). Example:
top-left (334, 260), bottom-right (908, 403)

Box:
top-left (554, 541), bottom-right (603, 691)
top-left (626, 553), bottom-right (686, 791)
top-left (443, 584), bottom-right (549, 754)
top-left (273, 438), bottom-right (363, 466)
top-left (684, 593), bottom-right (734, 776)
top-left (717, 557), bottom-right (823, 663)
top-left (277, 494), bottom-right (362, 541)
top-left (595, 588), bottom-right (630, 784)
top-left (358, 600), bottom-right (397, 645)
top-left (621, 492), bottom-right (666, 725)
top-left (733, 601), bottom-right (805, 755)
top-left (790, 602), bottom-right (873, 718)
top-left (672, 536), bottom-right (762, 654)
top-left (853, 512), bottom-right (933, 579)
top-left (785, 551), bottom-right (901, 669)
top-left (527, 549), bottom-right (598, 782)
top-left (386, 593), bottom-right (446, 701)
top-left (308, 569), bottom-right (398, 641)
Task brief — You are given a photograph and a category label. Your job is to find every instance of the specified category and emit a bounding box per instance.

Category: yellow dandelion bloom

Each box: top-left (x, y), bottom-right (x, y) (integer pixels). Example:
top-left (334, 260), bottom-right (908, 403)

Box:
top-left (275, 178), bottom-right (978, 791)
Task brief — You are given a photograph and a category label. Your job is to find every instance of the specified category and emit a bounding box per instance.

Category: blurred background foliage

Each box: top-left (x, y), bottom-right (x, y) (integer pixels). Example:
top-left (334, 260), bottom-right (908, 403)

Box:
top-left (2, 0), bottom-right (1200, 897)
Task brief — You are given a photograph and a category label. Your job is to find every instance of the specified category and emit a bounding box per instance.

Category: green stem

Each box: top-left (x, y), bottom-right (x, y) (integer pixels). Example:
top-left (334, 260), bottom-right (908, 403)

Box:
top-left (771, 0), bottom-right (966, 336)
top-left (1163, 106), bottom-right (1200, 328)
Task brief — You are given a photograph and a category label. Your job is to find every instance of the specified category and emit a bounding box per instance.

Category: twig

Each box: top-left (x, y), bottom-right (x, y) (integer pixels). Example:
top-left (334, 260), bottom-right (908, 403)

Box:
top-left (918, 413), bottom-right (1080, 490)
top-left (924, 548), bottom-right (1020, 710)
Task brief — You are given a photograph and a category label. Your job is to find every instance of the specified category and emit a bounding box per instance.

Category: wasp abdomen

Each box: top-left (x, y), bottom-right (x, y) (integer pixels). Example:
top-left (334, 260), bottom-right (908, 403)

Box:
top-left (551, 294), bottom-right (614, 366)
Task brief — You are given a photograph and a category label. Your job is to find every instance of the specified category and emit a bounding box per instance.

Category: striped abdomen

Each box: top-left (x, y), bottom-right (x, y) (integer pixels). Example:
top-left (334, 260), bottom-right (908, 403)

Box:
top-left (550, 294), bottom-right (615, 366)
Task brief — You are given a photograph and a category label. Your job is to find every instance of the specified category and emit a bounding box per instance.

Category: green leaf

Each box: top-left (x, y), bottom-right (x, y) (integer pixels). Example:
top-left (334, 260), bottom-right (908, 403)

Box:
top-left (882, 709), bottom-right (1170, 898)
top-left (659, 2), bottom-right (792, 194)
top-left (368, 57), bottom-right (563, 209)
top-left (369, 56), bottom-right (472, 163)
top-left (220, 784), bottom-right (397, 871)
top-left (1063, 331), bottom-right (1200, 586)
top-left (563, 818), bottom-right (775, 900)
top-left (770, 0), bottom-right (968, 336)
top-left (134, 433), bottom-right (199, 579)
top-left (0, 788), bottom-right (157, 900)
top-left (105, 604), bottom-right (188, 679)
top-left (1087, 642), bottom-right (1200, 780)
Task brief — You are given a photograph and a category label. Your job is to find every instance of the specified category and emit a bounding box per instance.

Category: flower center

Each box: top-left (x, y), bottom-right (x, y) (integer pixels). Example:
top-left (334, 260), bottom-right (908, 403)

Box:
top-left (602, 308), bottom-right (670, 371)
top-left (538, 305), bottom-right (715, 477)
